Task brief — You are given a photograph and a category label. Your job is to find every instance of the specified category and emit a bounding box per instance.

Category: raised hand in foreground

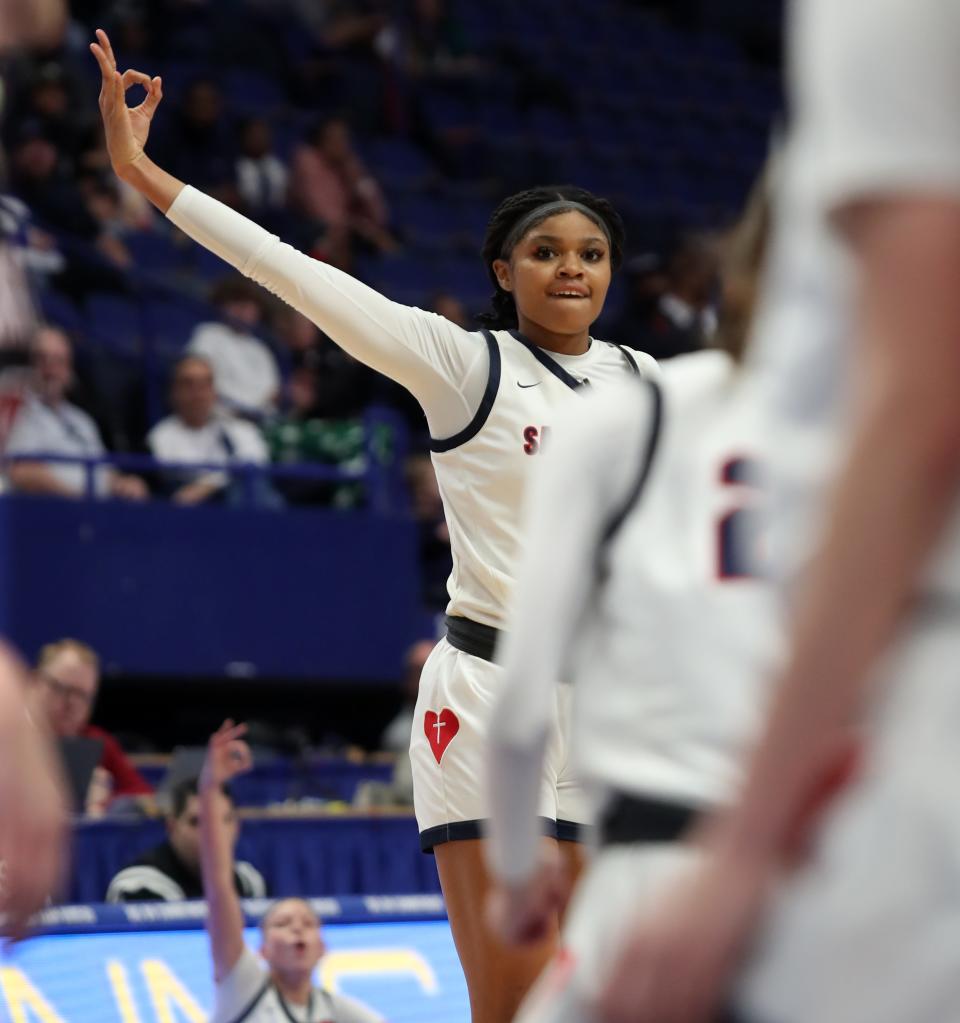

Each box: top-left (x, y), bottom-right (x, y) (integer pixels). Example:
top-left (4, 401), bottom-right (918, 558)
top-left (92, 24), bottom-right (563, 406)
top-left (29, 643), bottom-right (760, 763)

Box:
top-left (200, 719), bottom-right (254, 793)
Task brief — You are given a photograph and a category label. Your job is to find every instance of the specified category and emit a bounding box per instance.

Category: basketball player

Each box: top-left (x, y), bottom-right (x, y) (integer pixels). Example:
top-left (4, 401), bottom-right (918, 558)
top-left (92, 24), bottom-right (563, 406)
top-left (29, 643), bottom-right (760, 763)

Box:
top-left (596, 1), bottom-right (960, 1021)
top-left (199, 721), bottom-right (382, 1023)
top-left (90, 29), bottom-right (657, 1022)
top-left (484, 178), bottom-right (776, 1023)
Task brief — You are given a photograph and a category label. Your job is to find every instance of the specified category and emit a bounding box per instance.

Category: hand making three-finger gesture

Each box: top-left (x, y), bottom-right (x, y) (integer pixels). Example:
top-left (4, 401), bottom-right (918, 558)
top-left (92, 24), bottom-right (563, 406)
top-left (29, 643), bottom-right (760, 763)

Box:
top-left (89, 28), bottom-right (181, 212)
top-left (90, 29), bottom-right (161, 176)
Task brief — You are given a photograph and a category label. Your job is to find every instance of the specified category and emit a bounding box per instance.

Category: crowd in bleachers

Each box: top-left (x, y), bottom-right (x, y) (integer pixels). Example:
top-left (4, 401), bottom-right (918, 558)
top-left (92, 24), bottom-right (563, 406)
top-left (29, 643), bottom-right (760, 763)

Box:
top-left (37, 630), bottom-right (436, 904)
top-left (1, 0), bottom-right (781, 917)
top-left (2, 0), bottom-right (777, 450)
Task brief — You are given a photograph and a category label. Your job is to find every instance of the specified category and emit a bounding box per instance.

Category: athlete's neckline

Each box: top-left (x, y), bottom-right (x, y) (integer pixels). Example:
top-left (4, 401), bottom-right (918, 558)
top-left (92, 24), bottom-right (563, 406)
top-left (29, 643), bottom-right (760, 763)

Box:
top-left (506, 330), bottom-right (587, 392)
top-left (507, 329), bottom-right (594, 359)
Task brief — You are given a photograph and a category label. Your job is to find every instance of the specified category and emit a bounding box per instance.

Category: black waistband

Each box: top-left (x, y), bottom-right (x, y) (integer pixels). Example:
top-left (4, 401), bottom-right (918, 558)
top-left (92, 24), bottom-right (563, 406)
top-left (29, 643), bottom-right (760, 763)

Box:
top-left (599, 792), bottom-right (700, 847)
top-left (444, 615), bottom-right (502, 663)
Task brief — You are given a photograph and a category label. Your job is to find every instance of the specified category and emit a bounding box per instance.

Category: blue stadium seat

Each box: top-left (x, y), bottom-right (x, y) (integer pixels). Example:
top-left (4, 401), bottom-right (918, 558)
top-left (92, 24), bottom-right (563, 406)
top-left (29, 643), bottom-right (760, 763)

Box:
top-left (37, 289), bottom-right (83, 333)
top-left (359, 138), bottom-right (438, 191)
top-left (142, 297), bottom-right (210, 357)
top-left (125, 231), bottom-right (184, 273)
top-left (192, 245), bottom-right (236, 284)
top-left (84, 293), bottom-right (143, 356)
top-left (223, 69), bottom-right (286, 112)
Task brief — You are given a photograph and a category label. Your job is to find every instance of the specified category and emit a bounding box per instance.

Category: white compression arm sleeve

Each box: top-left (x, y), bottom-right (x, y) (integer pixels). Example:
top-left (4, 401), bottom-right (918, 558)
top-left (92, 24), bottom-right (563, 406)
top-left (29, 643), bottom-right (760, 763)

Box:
top-left (166, 186), bottom-right (490, 439)
top-left (486, 382), bottom-right (655, 883)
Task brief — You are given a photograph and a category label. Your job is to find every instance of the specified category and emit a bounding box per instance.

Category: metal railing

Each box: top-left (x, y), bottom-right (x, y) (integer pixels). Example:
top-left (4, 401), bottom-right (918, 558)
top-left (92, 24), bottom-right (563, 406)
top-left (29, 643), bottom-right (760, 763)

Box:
top-left (4, 409), bottom-right (410, 514)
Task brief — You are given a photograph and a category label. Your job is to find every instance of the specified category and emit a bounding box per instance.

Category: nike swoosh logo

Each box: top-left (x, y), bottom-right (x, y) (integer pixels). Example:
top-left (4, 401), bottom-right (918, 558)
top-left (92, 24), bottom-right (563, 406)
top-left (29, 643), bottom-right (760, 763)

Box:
top-left (517, 381), bottom-right (542, 389)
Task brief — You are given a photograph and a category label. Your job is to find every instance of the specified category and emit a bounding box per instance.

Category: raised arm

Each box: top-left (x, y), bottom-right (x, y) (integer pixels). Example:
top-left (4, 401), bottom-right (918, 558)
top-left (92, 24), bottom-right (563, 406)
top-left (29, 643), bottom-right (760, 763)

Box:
top-left (486, 383), bottom-right (655, 943)
top-left (90, 30), bottom-right (181, 214)
top-left (198, 720), bottom-right (253, 982)
top-left (89, 30), bottom-right (482, 439)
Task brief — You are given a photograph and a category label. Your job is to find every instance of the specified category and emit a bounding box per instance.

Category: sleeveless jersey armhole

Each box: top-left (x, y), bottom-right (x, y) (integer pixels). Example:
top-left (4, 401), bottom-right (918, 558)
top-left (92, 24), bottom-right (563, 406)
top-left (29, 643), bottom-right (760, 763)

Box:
top-left (429, 329), bottom-right (501, 452)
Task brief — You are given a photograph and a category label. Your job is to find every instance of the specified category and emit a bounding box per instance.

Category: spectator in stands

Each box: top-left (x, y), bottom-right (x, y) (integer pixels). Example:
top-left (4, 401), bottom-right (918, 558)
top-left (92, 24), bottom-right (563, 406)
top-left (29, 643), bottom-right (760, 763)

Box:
top-left (106, 775), bottom-right (266, 902)
top-left (8, 124), bottom-right (135, 277)
top-left (79, 123), bottom-right (157, 232)
top-left (629, 234), bottom-right (719, 360)
top-left (187, 276), bottom-right (280, 418)
top-left (380, 638), bottom-right (435, 804)
top-left (8, 124), bottom-right (97, 239)
top-left (6, 325), bottom-right (148, 499)
top-left (33, 638), bottom-right (153, 814)
top-left (198, 720), bottom-right (382, 1023)
top-left (79, 176), bottom-right (134, 270)
top-left (429, 290), bottom-right (470, 329)
top-left (17, 61), bottom-right (96, 172)
top-left (235, 117), bottom-right (288, 228)
top-left (148, 354), bottom-right (273, 506)
top-left (275, 308), bottom-right (374, 420)
top-left (382, 638), bottom-right (435, 753)
top-left (289, 116), bottom-right (397, 269)
top-left (403, 0), bottom-right (481, 79)
top-left (406, 453), bottom-right (451, 610)
top-left (154, 79), bottom-right (237, 204)
top-left (610, 251), bottom-right (668, 350)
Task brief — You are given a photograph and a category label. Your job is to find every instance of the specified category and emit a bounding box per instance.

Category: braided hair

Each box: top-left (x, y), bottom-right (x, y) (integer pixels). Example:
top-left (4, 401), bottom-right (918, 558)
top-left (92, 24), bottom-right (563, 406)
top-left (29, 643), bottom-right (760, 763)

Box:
top-left (478, 185), bottom-right (626, 329)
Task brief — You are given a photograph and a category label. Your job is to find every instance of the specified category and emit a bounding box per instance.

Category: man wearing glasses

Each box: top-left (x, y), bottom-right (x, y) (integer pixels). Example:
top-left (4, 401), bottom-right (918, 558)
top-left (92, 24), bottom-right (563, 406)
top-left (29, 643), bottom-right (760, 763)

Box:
top-left (36, 638), bottom-right (152, 814)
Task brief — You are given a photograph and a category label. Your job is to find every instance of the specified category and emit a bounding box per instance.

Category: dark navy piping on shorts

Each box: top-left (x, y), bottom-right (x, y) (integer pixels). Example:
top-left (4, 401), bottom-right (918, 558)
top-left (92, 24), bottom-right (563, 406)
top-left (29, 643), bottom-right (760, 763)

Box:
top-left (420, 817), bottom-right (585, 852)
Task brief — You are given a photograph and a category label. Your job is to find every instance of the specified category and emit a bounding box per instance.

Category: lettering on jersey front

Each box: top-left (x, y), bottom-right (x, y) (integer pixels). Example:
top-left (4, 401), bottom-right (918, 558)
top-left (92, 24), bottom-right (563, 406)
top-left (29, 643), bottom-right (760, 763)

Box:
top-left (522, 425), bottom-right (551, 455)
top-left (716, 456), bottom-right (764, 580)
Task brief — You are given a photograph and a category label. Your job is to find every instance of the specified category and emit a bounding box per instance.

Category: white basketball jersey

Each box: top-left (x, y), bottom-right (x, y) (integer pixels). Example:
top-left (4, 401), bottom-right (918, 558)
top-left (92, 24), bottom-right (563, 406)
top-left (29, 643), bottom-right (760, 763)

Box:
top-left (747, 157), bottom-right (855, 589)
top-left (570, 351), bottom-right (778, 808)
top-left (430, 329), bottom-right (656, 628)
top-left (759, 0), bottom-right (960, 597)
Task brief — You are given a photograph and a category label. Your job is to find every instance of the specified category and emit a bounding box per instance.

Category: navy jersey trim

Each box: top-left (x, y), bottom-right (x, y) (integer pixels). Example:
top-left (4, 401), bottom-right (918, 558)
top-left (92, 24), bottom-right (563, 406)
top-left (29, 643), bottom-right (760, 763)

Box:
top-left (429, 329), bottom-right (501, 453)
top-left (600, 377), bottom-right (663, 549)
top-left (507, 330), bottom-right (586, 391)
top-left (419, 816), bottom-right (585, 853)
top-left (608, 342), bottom-right (641, 376)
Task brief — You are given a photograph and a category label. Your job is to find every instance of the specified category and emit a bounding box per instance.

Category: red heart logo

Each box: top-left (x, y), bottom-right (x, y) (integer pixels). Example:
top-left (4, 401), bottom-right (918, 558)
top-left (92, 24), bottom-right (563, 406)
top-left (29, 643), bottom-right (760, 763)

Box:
top-left (424, 708), bottom-right (460, 764)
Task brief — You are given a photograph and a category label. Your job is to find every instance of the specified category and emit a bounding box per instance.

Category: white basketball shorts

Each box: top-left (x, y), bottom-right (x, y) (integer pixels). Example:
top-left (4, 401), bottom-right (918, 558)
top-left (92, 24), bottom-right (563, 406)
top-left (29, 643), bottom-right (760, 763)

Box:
top-left (411, 637), bottom-right (589, 850)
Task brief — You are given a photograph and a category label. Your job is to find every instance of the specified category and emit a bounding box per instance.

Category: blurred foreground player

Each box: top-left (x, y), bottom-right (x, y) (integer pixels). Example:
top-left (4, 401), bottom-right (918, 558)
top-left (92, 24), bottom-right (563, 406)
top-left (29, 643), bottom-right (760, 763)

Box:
top-left (0, 0), bottom-right (71, 937)
top-left (597, 2), bottom-right (960, 1021)
top-left (199, 721), bottom-right (382, 1023)
top-left (0, 643), bottom-right (66, 936)
top-left (485, 177), bottom-right (777, 1023)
